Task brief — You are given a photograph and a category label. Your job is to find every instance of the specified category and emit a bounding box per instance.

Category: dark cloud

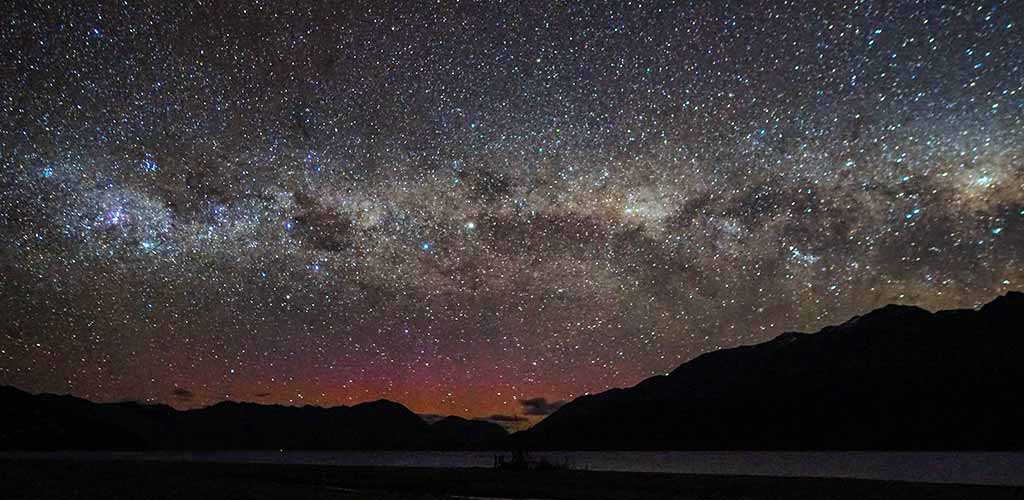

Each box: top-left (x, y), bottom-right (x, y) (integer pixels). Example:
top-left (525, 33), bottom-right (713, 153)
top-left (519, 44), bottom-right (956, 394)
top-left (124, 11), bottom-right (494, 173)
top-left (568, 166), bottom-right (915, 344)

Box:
top-left (483, 414), bottom-right (528, 423)
top-left (171, 387), bottom-right (194, 401)
top-left (520, 398), bottom-right (566, 416)
top-left (292, 190), bottom-right (359, 254)
top-left (458, 168), bottom-right (514, 204)
top-left (254, 392), bottom-right (271, 398)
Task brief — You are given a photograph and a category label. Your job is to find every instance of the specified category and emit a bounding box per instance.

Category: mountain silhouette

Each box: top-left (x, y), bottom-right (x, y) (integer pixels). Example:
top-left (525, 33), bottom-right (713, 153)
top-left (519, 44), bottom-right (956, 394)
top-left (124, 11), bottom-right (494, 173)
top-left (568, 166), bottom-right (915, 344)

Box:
top-left (0, 387), bottom-right (509, 450)
top-left (513, 292), bottom-right (1024, 450)
top-left (429, 416), bottom-right (508, 449)
top-left (4, 293), bottom-right (1021, 451)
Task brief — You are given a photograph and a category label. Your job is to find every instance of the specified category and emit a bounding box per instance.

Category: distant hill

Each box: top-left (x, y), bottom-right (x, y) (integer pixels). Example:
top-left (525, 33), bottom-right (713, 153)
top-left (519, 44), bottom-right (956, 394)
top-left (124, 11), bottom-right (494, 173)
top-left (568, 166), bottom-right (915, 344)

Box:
top-left (6, 293), bottom-right (1021, 451)
top-left (429, 416), bottom-right (508, 449)
top-left (0, 387), bottom-right (505, 450)
top-left (513, 292), bottom-right (1024, 450)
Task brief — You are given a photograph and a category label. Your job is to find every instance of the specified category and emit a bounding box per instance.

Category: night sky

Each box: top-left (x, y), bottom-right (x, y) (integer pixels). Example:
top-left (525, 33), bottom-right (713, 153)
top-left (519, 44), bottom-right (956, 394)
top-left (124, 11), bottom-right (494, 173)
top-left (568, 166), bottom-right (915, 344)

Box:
top-left (1, 1), bottom-right (1022, 424)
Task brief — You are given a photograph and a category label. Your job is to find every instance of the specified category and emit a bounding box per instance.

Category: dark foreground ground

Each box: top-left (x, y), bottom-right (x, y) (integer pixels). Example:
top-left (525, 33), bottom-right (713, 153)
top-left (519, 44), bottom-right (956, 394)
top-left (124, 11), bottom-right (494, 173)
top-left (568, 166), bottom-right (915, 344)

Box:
top-left (1, 459), bottom-right (1023, 500)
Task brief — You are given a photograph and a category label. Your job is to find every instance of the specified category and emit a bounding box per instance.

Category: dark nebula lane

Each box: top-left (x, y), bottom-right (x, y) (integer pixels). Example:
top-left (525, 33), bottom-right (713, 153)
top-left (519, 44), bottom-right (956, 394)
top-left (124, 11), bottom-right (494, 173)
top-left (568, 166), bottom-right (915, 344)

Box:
top-left (0, 1), bottom-right (1021, 421)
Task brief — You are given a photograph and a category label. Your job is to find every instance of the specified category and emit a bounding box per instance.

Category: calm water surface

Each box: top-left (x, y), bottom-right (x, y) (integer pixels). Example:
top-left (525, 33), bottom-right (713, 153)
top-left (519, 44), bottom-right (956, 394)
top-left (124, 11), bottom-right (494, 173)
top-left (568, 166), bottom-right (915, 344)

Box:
top-left (2, 450), bottom-right (1022, 486)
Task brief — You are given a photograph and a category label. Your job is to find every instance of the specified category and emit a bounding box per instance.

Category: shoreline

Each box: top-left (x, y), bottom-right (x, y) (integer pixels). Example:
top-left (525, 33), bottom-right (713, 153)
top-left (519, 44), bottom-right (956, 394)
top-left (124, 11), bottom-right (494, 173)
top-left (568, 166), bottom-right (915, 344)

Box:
top-left (2, 458), bottom-right (1022, 499)
top-left (2, 449), bottom-right (1024, 486)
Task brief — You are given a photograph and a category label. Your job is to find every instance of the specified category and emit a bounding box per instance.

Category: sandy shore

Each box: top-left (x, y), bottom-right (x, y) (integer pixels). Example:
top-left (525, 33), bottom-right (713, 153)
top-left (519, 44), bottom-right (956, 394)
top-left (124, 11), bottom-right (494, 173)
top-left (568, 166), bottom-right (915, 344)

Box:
top-left (1, 458), bottom-right (1022, 499)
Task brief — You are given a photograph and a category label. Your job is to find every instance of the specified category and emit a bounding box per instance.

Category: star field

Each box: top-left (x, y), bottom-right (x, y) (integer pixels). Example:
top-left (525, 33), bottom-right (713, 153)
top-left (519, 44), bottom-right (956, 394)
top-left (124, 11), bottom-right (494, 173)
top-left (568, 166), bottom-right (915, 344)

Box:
top-left (1, 0), bottom-right (1022, 421)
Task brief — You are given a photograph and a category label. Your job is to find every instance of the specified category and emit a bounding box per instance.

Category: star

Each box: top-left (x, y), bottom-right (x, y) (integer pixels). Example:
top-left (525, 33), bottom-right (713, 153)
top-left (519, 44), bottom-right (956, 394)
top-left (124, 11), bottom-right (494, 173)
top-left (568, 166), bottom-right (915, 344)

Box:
top-left (0, 0), bottom-right (1020, 420)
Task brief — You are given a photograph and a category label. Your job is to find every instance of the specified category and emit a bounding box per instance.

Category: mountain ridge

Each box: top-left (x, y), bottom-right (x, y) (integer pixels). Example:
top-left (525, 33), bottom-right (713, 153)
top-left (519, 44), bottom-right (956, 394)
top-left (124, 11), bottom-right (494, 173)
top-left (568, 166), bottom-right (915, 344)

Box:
top-left (0, 384), bottom-right (506, 450)
top-left (3, 292), bottom-right (1021, 450)
top-left (514, 292), bottom-right (1024, 450)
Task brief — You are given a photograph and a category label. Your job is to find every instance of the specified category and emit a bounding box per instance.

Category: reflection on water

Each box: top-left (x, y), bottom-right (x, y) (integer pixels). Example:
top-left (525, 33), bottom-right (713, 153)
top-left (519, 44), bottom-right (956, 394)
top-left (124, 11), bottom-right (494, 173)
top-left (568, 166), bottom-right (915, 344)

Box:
top-left (2, 450), bottom-right (1022, 486)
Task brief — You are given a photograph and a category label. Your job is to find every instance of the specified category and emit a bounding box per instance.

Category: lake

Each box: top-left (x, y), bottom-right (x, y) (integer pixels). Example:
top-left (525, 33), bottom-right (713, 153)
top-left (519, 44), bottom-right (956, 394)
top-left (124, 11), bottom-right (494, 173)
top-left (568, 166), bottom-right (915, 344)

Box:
top-left (2, 450), bottom-right (1022, 486)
